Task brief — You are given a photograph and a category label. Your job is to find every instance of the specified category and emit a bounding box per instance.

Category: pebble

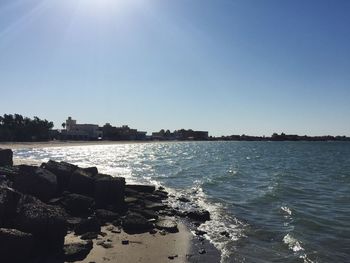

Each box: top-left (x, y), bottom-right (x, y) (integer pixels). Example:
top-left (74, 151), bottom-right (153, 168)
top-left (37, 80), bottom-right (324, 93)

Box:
top-left (122, 240), bottom-right (129, 245)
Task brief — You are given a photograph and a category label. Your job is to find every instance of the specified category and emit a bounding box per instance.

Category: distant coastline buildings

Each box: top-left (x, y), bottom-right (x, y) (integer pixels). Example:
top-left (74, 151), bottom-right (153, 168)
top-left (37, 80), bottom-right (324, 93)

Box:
top-left (59, 117), bottom-right (208, 141)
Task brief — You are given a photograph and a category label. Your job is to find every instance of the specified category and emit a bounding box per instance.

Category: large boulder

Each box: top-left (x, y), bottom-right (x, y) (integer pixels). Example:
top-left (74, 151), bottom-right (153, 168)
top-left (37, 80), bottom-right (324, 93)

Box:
top-left (95, 209), bottom-right (120, 224)
top-left (14, 195), bottom-right (67, 250)
top-left (0, 228), bottom-right (36, 261)
top-left (13, 165), bottom-right (57, 202)
top-left (0, 148), bottom-right (13, 166)
top-left (122, 212), bottom-right (153, 234)
top-left (74, 216), bottom-right (101, 235)
top-left (94, 176), bottom-right (125, 210)
top-left (68, 169), bottom-right (94, 197)
top-left (61, 193), bottom-right (95, 216)
top-left (41, 160), bottom-right (77, 194)
top-left (126, 184), bottom-right (155, 193)
top-left (0, 186), bottom-right (21, 227)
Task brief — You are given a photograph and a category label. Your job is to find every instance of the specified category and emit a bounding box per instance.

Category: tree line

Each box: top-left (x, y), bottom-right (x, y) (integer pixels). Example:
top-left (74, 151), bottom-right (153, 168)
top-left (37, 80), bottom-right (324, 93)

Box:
top-left (0, 114), bottom-right (53, 141)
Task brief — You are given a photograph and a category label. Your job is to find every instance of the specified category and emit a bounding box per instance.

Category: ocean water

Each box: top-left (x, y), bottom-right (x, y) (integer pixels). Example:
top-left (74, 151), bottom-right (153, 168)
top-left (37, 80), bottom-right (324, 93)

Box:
top-left (14, 141), bottom-right (350, 263)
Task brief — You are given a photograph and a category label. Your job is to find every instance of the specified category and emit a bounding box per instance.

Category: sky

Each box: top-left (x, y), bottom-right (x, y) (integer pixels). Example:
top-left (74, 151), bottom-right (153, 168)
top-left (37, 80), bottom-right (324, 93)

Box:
top-left (1, 0), bottom-right (350, 136)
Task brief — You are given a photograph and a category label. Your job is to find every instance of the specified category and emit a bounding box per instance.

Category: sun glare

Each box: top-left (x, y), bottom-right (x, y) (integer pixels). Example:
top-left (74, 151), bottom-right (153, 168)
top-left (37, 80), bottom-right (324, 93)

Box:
top-left (78, 0), bottom-right (126, 14)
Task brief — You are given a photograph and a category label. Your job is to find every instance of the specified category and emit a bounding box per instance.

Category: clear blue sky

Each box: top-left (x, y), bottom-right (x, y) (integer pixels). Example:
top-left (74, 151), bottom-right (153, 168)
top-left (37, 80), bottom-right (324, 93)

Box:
top-left (1, 0), bottom-right (350, 136)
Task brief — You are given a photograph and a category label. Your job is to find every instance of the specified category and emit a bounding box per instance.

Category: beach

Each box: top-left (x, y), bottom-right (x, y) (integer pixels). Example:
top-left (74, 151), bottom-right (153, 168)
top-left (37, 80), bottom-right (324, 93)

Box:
top-left (0, 143), bottom-right (221, 263)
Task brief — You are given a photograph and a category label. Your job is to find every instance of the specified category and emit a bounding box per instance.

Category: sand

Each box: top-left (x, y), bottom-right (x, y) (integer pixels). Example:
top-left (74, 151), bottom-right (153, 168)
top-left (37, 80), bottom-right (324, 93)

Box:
top-left (65, 224), bottom-right (192, 263)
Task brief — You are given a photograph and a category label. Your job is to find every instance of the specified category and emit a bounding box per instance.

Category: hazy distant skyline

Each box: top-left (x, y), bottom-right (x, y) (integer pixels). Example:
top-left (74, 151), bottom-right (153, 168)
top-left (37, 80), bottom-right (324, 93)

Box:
top-left (1, 0), bottom-right (350, 136)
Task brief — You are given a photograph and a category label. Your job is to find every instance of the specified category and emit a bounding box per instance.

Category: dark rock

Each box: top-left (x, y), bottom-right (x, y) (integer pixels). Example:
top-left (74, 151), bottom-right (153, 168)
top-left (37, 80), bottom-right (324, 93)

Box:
top-left (126, 184), bottom-right (155, 193)
top-left (69, 169), bottom-right (95, 197)
top-left (0, 186), bottom-right (21, 227)
top-left (153, 190), bottom-right (168, 199)
top-left (125, 188), bottom-right (139, 197)
top-left (0, 228), bottom-right (36, 261)
top-left (13, 165), bottom-right (57, 201)
top-left (0, 166), bottom-right (19, 181)
top-left (63, 239), bottom-right (93, 262)
top-left (187, 209), bottom-right (210, 222)
top-left (0, 175), bottom-right (11, 188)
top-left (95, 209), bottom-right (120, 224)
top-left (155, 218), bottom-right (178, 233)
top-left (130, 208), bottom-right (158, 220)
top-left (74, 217), bottom-right (101, 235)
top-left (94, 177), bottom-right (125, 210)
top-left (0, 148), bottom-right (13, 166)
top-left (178, 196), bottom-right (190, 202)
top-left (61, 193), bottom-right (95, 216)
top-left (199, 248), bottom-right (206, 254)
top-left (143, 193), bottom-right (164, 203)
top-left (145, 202), bottom-right (168, 211)
top-left (41, 160), bottom-right (78, 194)
top-left (14, 195), bottom-right (67, 250)
top-left (66, 217), bottom-right (84, 229)
top-left (121, 240), bottom-right (129, 245)
top-left (125, 196), bottom-right (139, 205)
top-left (122, 212), bottom-right (153, 234)
top-left (81, 232), bottom-right (98, 240)
top-left (82, 167), bottom-right (98, 176)
top-left (195, 230), bottom-right (207, 236)
top-left (220, 230), bottom-right (230, 238)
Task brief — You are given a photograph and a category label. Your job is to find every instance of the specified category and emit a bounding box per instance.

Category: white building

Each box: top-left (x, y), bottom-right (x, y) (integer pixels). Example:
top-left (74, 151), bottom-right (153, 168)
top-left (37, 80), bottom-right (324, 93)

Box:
top-left (62, 117), bottom-right (102, 140)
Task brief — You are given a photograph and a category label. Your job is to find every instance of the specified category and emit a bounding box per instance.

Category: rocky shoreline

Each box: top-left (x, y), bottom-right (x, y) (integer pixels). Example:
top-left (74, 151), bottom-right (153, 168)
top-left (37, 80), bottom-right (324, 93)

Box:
top-left (0, 148), bottom-right (220, 262)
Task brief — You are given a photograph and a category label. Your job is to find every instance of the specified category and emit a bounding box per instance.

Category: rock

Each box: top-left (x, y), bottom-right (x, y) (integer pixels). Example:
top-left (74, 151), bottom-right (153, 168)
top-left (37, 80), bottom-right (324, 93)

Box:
top-left (155, 218), bottom-right (178, 233)
top-left (187, 209), bottom-right (210, 222)
top-left (63, 239), bottom-right (93, 262)
top-left (0, 228), bottom-right (36, 261)
top-left (94, 177), bottom-right (125, 211)
top-left (199, 248), bottom-right (206, 254)
top-left (122, 212), bottom-right (153, 234)
top-left (81, 232), bottom-right (98, 240)
top-left (220, 230), bottom-right (230, 238)
top-left (0, 186), bottom-right (21, 227)
top-left (195, 229), bottom-right (207, 236)
top-left (0, 174), bottom-right (12, 187)
top-left (126, 184), bottom-right (155, 193)
top-left (69, 169), bottom-right (95, 197)
top-left (101, 242), bottom-right (113, 249)
top-left (121, 240), bottom-right (129, 245)
top-left (74, 217), bottom-right (101, 235)
top-left (82, 167), bottom-right (98, 176)
top-left (41, 160), bottom-right (78, 194)
top-left (145, 202), bottom-right (168, 211)
top-left (125, 196), bottom-right (139, 205)
top-left (0, 148), bottom-right (13, 166)
top-left (13, 165), bottom-right (57, 201)
top-left (95, 209), bottom-right (120, 224)
top-left (178, 196), bottom-right (190, 202)
top-left (66, 217), bottom-right (84, 230)
top-left (14, 195), bottom-right (67, 250)
top-left (61, 193), bottom-right (95, 216)
top-left (0, 166), bottom-right (19, 180)
top-left (153, 190), bottom-right (168, 199)
top-left (130, 208), bottom-right (158, 220)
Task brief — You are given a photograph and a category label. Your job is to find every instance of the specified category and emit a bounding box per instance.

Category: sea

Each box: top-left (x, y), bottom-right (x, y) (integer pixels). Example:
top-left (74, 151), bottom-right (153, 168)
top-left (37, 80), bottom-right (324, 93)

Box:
top-left (13, 141), bottom-right (350, 263)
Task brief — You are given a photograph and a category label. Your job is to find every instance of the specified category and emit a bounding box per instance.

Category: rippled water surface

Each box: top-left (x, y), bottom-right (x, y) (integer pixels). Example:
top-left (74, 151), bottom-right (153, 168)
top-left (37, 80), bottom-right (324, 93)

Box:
top-left (14, 141), bottom-right (350, 262)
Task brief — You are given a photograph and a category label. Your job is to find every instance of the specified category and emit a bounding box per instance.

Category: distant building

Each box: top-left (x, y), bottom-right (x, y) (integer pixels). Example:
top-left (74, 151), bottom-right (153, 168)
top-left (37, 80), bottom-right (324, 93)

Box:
top-left (61, 117), bottom-right (102, 140)
top-left (102, 123), bottom-right (147, 140)
top-left (151, 129), bottom-right (209, 140)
